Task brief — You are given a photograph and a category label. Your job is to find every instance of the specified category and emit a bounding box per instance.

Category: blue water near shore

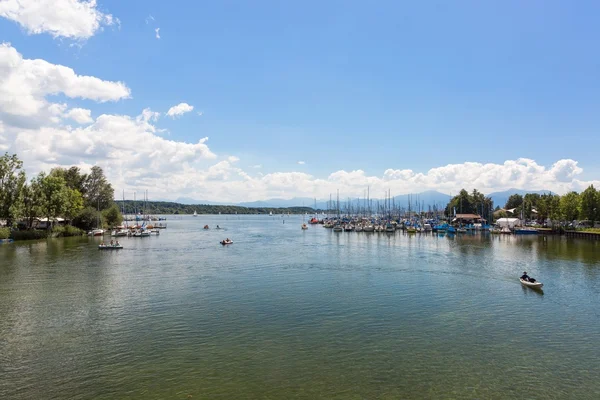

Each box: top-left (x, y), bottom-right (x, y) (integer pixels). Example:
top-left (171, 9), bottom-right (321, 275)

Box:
top-left (1, 215), bottom-right (599, 399)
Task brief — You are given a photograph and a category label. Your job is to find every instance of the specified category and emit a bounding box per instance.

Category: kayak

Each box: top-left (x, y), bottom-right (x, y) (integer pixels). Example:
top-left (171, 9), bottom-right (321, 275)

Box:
top-left (220, 240), bottom-right (233, 245)
top-left (520, 278), bottom-right (543, 289)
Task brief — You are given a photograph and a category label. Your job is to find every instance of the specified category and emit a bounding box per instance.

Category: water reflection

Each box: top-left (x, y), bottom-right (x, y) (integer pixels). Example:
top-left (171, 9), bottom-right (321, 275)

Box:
top-left (1, 218), bottom-right (599, 399)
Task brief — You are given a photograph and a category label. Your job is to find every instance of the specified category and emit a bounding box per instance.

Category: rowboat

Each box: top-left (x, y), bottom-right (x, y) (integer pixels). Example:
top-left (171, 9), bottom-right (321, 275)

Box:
top-left (220, 240), bottom-right (233, 245)
top-left (520, 278), bottom-right (543, 289)
top-left (98, 245), bottom-right (123, 250)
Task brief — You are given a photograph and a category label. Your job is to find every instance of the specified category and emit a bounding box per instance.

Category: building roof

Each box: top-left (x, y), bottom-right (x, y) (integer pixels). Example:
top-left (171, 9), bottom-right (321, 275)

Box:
top-left (455, 214), bottom-right (482, 219)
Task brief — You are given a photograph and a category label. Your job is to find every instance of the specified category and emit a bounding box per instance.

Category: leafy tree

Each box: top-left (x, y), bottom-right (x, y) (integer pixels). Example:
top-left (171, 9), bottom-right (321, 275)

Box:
top-left (50, 166), bottom-right (87, 195)
top-left (0, 153), bottom-right (27, 227)
top-left (19, 182), bottom-right (43, 229)
top-left (64, 188), bottom-right (84, 222)
top-left (560, 191), bottom-right (580, 222)
top-left (504, 194), bottom-right (523, 210)
top-left (73, 206), bottom-right (100, 231)
top-left (102, 204), bottom-right (123, 228)
top-left (579, 185), bottom-right (599, 224)
top-left (35, 172), bottom-right (69, 229)
top-left (83, 166), bottom-right (114, 210)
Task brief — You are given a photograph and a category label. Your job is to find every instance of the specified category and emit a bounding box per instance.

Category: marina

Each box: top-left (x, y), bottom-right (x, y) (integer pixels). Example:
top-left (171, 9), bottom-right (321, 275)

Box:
top-left (1, 215), bottom-right (600, 399)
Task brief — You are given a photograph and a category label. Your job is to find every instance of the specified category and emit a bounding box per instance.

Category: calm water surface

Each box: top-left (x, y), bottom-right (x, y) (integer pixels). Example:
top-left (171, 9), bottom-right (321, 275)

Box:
top-left (1, 215), bottom-right (600, 399)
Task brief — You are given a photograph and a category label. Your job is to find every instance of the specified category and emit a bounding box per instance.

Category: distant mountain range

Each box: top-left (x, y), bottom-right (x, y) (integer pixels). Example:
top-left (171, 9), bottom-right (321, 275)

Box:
top-left (175, 188), bottom-right (553, 210)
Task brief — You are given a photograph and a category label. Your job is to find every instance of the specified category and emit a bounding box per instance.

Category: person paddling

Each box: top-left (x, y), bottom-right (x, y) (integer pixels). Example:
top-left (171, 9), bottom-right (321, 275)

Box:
top-left (521, 271), bottom-right (536, 283)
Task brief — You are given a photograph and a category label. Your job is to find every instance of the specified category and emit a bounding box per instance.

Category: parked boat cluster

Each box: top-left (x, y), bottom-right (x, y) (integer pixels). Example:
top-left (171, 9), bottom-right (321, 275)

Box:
top-left (306, 216), bottom-right (542, 235)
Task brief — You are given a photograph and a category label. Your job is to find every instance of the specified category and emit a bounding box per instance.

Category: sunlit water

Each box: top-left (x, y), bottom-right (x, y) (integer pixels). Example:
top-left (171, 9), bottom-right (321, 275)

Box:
top-left (1, 215), bottom-right (599, 399)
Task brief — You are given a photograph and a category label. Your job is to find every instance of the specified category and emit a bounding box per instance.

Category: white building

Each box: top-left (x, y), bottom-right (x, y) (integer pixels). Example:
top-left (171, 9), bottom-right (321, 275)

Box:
top-left (496, 218), bottom-right (521, 228)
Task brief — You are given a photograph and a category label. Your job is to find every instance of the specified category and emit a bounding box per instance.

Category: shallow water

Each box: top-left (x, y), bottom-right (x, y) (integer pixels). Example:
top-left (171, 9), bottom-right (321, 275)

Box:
top-left (1, 215), bottom-right (599, 399)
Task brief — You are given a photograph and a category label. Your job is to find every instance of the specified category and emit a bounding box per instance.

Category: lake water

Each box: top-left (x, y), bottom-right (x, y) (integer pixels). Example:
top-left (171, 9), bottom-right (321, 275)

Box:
top-left (1, 215), bottom-right (600, 399)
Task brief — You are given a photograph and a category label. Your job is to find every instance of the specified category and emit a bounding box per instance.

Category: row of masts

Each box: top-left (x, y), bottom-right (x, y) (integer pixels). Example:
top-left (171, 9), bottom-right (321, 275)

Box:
top-left (320, 188), bottom-right (449, 221)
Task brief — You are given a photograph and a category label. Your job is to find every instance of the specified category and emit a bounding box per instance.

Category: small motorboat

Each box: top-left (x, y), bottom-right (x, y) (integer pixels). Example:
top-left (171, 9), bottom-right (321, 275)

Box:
top-left (220, 239), bottom-right (233, 245)
top-left (204, 225), bottom-right (209, 230)
top-left (98, 244), bottom-right (123, 250)
top-left (301, 223), bottom-right (308, 230)
top-left (520, 278), bottom-right (543, 289)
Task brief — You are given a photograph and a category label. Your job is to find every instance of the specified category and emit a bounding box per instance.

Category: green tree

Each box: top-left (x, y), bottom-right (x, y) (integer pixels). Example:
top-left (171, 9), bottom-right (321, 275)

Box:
top-left (102, 204), bottom-right (123, 228)
top-left (0, 153), bottom-right (27, 227)
top-left (504, 194), bottom-right (523, 211)
top-left (579, 185), bottom-right (599, 224)
top-left (35, 173), bottom-right (69, 229)
top-left (73, 206), bottom-right (100, 231)
top-left (18, 181), bottom-right (43, 229)
top-left (83, 166), bottom-right (114, 210)
top-left (64, 188), bottom-right (84, 222)
top-left (560, 191), bottom-right (580, 223)
top-left (50, 166), bottom-right (87, 195)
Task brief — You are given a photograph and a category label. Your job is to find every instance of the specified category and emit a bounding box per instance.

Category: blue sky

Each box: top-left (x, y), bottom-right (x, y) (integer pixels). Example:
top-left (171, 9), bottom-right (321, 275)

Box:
top-left (1, 1), bottom-right (599, 201)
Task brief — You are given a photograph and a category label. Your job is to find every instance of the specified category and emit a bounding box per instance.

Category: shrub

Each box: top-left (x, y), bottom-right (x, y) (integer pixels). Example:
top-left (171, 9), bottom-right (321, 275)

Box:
top-left (0, 227), bottom-right (10, 240)
top-left (52, 225), bottom-right (85, 237)
top-left (10, 230), bottom-right (48, 241)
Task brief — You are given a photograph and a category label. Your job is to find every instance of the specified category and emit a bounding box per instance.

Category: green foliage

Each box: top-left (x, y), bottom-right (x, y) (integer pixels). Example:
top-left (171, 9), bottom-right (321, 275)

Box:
top-left (102, 204), bottom-right (123, 228)
top-left (504, 194), bottom-right (523, 210)
top-left (120, 200), bottom-right (316, 215)
top-left (73, 206), bottom-right (100, 231)
top-left (0, 153), bottom-right (27, 227)
top-left (10, 230), bottom-right (48, 241)
top-left (444, 189), bottom-right (493, 222)
top-left (52, 225), bottom-right (85, 237)
top-left (84, 166), bottom-right (114, 210)
top-left (0, 227), bottom-right (10, 239)
top-left (579, 185), bottom-right (599, 223)
top-left (50, 166), bottom-right (87, 195)
top-left (34, 172), bottom-right (69, 228)
top-left (560, 192), bottom-right (580, 222)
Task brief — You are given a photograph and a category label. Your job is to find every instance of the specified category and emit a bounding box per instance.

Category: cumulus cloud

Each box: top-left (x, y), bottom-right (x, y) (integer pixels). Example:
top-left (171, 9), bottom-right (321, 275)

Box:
top-left (64, 107), bottom-right (93, 124)
top-left (0, 0), bottom-right (118, 39)
top-left (166, 102), bottom-right (194, 118)
top-left (155, 27), bottom-right (160, 39)
top-left (0, 43), bottom-right (130, 125)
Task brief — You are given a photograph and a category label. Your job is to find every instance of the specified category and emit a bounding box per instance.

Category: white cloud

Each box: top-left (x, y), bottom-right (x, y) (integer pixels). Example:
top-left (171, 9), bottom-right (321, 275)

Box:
top-left (0, 43), bottom-right (130, 125)
top-left (155, 27), bottom-right (160, 39)
top-left (0, 44), bottom-right (597, 204)
top-left (297, 161), bottom-right (305, 165)
top-left (0, 0), bottom-right (118, 39)
top-left (137, 108), bottom-right (160, 123)
top-left (145, 15), bottom-right (154, 24)
top-left (252, 164), bottom-right (262, 169)
top-left (197, 111), bottom-right (204, 116)
top-left (64, 107), bottom-right (93, 124)
top-left (166, 102), bottom-right (194, 118)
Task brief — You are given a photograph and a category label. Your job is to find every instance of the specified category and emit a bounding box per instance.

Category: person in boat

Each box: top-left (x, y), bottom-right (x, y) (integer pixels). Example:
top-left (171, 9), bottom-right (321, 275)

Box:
top-left (110, 240), bottom-right (114, 246)
top-left (216, 225), bottom-right (220, 229)
top-left (520, 271), bottom-right (536, 283)
top-left (115, 240), bottom-right (120, 246)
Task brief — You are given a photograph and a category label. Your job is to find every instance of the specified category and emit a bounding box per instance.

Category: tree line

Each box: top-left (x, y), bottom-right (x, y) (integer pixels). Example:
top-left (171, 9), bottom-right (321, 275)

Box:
top-left (120, 200), bottom-right (317, 215)
top-left (444, 186), bottom-right (600, 225)
top-left (0, 153), bottom-right (121, 234)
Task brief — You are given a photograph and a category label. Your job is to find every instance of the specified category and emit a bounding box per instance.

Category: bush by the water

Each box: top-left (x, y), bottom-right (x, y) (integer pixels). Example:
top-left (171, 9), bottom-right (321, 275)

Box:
top-left (0, 227), bottom-right (10, 239)
top-left (52, 225), bottom-right (85, 237)
top-left (10, 230), bottom-right (48, 241)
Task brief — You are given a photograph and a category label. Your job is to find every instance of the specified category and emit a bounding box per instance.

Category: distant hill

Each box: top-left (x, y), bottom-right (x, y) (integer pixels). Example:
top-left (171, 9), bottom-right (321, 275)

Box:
top-left (233, 191), bottom-right (451, 210)
top-left (486, 188), bottom-right (554, 209)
